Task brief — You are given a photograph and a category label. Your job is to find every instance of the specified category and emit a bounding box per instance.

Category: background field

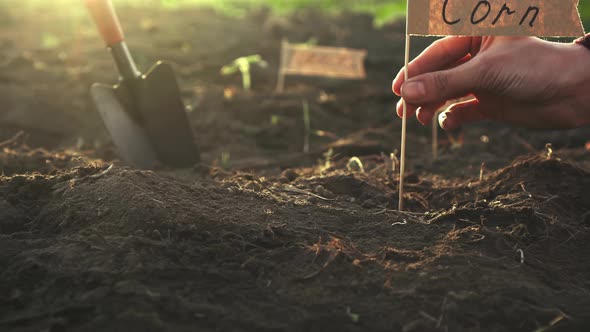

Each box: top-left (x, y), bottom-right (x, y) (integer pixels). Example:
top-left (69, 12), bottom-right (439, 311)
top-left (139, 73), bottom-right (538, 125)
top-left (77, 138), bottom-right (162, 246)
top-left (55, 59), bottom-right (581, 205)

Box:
top-left (6, 0), bottom-right (590, 27)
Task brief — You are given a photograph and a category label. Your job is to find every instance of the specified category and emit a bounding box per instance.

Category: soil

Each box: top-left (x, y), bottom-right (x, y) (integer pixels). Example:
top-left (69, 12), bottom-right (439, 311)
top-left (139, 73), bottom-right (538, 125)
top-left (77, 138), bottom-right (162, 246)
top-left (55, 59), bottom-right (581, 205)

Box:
top-left (1, 3), bottom-right (590, 332)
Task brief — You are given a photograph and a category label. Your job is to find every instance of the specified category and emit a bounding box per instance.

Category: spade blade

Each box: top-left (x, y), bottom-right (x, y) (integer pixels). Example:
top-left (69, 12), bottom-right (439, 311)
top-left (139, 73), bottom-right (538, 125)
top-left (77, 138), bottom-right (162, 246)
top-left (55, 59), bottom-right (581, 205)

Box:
top-left (138, 61), bottom-right (200, 168)
top-left (90, 83), bottom-right (160, 168)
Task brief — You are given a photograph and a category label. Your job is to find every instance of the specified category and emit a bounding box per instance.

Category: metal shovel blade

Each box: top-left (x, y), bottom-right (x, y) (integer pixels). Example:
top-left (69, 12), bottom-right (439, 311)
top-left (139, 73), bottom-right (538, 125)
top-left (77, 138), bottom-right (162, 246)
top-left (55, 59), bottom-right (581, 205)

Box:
top-left (90, 83), bottom-right (160, 168)
top-left (86, 0), bottom-right (198, 168)
top-left (137, 61), bottom-right (200, 167)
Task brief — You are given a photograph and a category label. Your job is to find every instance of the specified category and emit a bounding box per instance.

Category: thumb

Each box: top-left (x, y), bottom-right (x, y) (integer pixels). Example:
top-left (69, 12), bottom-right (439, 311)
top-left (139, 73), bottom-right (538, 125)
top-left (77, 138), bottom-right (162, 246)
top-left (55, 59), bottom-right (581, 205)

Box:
top-left (438, 98), bottom-right (489, 130)
top-left (401, 63), bottom-right (477, 106)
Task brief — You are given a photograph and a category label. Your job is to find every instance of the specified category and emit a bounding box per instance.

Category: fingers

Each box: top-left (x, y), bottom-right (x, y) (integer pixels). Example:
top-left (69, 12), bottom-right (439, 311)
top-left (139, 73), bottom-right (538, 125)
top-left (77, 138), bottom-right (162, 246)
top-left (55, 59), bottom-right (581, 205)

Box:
top-left (396, 99), bottom-right (417, 119)
top-left (396, 100), bottom-right (444, 124)
top-left (392, 36), bottom-right (474, 96)
top-left (392, 37), bottom-right (481, 126)
top-left (439, 98), bottom-right (489, 130)
top-left (416, 104), bottom-right (444, 125)
top-left (400, 60), bottom-right (478, 107)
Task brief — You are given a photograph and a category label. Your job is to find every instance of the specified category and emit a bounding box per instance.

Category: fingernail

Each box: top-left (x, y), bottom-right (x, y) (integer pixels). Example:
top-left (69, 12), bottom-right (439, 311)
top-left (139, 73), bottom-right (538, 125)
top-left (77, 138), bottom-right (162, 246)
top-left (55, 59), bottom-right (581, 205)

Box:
top-left (402, 81), bottom-right (425, 100)
top-left (392, 78), bottom-right (400, 96)
top-left (438, 112), bottom-right (448, 129)
top-left (416, 108), bottom-right (425, 125)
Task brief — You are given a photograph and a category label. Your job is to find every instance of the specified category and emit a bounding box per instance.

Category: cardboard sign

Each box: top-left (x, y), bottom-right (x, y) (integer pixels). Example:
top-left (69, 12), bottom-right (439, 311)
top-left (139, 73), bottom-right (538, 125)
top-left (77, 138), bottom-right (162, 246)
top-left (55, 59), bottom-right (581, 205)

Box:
top-left (276, 41), bottom-right (367, 92)
top-left (408, 0), bottom-right (584, 37)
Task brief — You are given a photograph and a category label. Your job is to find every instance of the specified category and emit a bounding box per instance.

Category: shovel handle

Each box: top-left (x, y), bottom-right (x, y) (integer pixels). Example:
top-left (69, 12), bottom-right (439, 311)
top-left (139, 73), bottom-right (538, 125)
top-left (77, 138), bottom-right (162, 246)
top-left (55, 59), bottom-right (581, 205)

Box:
top-left (86, 0), bottom-right (124, 46)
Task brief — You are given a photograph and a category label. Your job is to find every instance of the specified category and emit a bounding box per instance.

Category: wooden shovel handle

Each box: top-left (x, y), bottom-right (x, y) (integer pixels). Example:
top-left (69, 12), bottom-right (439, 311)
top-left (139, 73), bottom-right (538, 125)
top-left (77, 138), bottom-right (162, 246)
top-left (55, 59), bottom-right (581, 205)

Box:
top-left (86, 0), bottom-right (124, 46)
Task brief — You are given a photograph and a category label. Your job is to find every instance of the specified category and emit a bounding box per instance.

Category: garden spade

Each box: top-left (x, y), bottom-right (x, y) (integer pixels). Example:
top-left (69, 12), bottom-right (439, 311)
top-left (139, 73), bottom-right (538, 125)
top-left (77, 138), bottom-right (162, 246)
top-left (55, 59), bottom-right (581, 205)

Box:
top-left (86, 0), bottom-right (199, 168)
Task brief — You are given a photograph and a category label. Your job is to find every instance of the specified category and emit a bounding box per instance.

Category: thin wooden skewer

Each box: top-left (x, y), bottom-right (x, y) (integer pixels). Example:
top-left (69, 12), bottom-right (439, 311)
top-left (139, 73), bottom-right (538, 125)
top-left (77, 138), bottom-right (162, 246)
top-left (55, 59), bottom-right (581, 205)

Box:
top-left (398, 11), bottom-right (411, 211)
top-left (432, 111), bottom-right (439, 161)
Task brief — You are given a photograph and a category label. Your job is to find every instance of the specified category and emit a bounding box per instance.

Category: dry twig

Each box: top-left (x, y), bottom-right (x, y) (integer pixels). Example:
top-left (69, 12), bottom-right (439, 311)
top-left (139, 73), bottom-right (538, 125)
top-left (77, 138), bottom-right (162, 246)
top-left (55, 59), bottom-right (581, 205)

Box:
top-left (0, 131), bottom-right (25, 148)
top-left (281, 185), bottom-right (336, 201)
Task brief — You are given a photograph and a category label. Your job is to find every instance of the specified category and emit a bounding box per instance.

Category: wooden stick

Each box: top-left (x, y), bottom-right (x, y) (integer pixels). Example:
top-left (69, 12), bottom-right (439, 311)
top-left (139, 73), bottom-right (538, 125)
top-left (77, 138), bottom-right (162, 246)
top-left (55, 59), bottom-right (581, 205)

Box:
top-left (432, 111), bottom-right (438, 161)
top-left (302, 100), bottom-right (310, 153)
top-left (398, 17), bottom-right (411, 211)
top-left (276, 39), bottom-right (288, 93)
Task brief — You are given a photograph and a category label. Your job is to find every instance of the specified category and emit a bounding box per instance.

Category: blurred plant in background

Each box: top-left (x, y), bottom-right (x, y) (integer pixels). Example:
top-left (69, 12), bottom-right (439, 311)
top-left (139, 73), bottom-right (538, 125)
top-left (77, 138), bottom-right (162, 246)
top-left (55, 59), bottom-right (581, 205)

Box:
top-left (0, 0), bottom-right (411, 26)
top-left (221, 55), bottom-right (268, 91)
top-left (3, 0), bottom-right (590, 30)
top-left (580, 0), bottom-right (590, 28)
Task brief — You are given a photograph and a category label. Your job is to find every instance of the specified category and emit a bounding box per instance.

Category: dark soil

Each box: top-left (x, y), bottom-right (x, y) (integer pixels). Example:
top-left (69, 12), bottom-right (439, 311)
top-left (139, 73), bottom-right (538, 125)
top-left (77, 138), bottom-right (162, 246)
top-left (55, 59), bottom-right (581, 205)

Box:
top-left (1, 3), bottom-right (590, 332)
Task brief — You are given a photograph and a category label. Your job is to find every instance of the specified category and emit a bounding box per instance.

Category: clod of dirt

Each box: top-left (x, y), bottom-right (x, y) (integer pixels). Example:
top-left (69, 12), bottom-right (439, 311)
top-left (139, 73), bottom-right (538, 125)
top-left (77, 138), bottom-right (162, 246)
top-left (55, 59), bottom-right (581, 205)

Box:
top-left (480, 155), bottom-right (590, 215)
top-left (281, 168), bottom-right (299, 182)
top-left (0, 146), bottom-right (90, 176)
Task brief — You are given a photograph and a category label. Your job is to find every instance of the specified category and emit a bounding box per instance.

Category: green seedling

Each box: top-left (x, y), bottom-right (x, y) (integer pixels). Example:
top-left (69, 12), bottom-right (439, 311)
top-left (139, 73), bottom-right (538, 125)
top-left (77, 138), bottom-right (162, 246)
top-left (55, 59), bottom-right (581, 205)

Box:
top-left (475, 161), bottom-right (485, 203)
top-left (221, 55), bottom-right (268, 91)
top-left (270, 114), bottom-right (281, 126)
top-left (347, 157), bottom-right (365, 173)
top-left (545, 143), bottom-right (553, 159)
top-left (220, 151), bottom-right (231, 170)
top-left (390, 152), bottom-right (399, 173)
top-left (319, 148), bottom-right (334, 173)
top-left (346, 307), bottom-right (360, 324)
top-left (302, 100), bottom-right (311, 153)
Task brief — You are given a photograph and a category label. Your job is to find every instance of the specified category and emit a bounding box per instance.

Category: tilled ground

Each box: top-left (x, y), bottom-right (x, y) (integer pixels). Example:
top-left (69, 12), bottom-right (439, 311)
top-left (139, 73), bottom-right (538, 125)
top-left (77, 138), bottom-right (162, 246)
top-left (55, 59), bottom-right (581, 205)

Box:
top-left (1, 3), bottom-right (590, 332)
top-left (1, 148), bottom-right (590, 332)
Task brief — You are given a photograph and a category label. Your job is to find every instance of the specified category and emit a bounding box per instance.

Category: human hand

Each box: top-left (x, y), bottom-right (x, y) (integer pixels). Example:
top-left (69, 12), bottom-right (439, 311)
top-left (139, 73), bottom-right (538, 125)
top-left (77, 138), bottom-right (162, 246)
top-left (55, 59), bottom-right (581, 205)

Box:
top-left (392, 36), bottom-right (590, 130)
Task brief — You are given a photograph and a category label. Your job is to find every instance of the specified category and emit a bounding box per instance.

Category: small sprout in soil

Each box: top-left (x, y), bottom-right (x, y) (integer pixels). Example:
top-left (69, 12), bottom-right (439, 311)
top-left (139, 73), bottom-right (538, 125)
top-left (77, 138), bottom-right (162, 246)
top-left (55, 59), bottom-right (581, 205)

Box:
top-left (319, 148), bottom-right (334, 173)
top-left (347, 157), bottom-right (365, 173)
top-left (479, 162), bottom-right (485, 182)
top-left (545, 143), bottom-right (553, 159)
top-left (220, 151), bottom-right (231, 170)
top-left (346, 307), bottom-right (360, 324)
top-left (381, 151), bottom-right (398, 183)
top-left (390, 151), bottom-right (400, 173)
top-left (302, 100), bottom-right (311, 153)
top-left (221, 55), bottom-right (268, 91)
top-left (515, 248), bottom-right (525, 264)
top-left (270, 114), bottom-right (281, 126)
top-left (475, 161), bottom-right (485, 203)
